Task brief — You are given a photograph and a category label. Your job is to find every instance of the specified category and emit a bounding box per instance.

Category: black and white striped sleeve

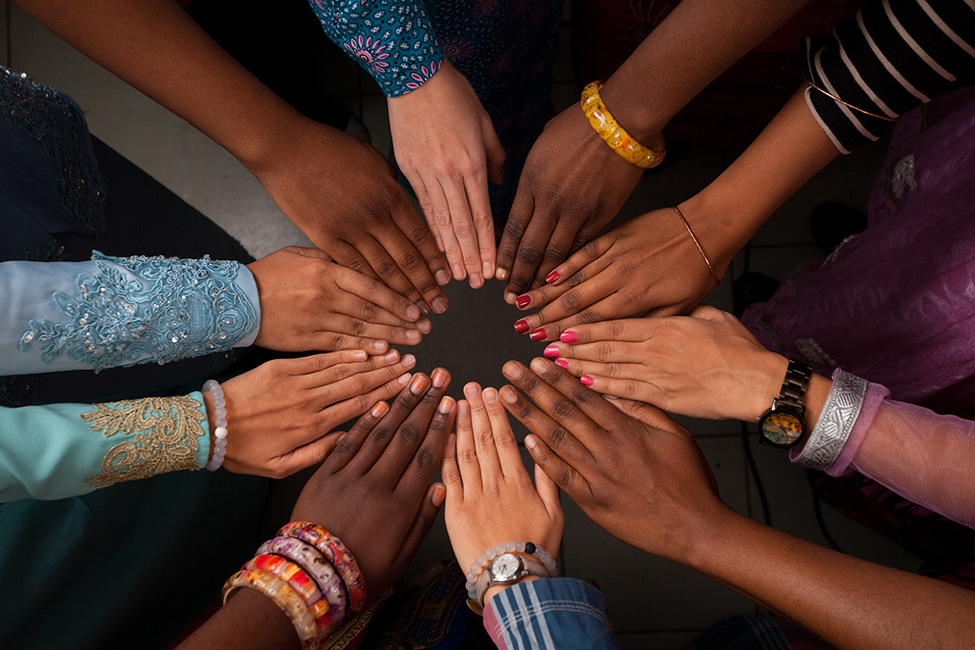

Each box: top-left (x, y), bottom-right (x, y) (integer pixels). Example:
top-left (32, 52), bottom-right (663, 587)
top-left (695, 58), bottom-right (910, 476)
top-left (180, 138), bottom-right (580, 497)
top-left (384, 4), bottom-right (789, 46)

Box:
top-left (803, 0), bottom-right (975, 153)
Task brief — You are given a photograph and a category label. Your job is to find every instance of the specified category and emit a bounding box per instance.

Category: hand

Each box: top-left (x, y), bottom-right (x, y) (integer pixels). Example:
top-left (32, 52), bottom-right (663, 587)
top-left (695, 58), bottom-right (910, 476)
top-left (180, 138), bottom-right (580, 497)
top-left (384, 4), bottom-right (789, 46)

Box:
top-left (511, 208), bottom-right (720, 341)
top-left (441, 383), bottom-right (562, 577)
top-left (496, 103), bottom-right (644, 302)
top-left (546, 306), bottom-right (786, 421)
top-left (252, 119), bottom-right (451, 314)
top-left (248, 246), bottom-right (431, 354)
top-left (500, 357), bottom-right (725, 564)
top-left (291, 369), bottom-right (456, 596)
top-left (204, 349), bottom-right (417, 478)
top-left (388, 60), bottom-right (506, 289)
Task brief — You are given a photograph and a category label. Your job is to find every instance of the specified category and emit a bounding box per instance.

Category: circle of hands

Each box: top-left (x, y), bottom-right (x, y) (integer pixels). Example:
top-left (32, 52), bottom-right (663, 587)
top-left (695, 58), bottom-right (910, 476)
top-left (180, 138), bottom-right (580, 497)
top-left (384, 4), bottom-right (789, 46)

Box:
top-left (227, 86), bottom-right (763, 606)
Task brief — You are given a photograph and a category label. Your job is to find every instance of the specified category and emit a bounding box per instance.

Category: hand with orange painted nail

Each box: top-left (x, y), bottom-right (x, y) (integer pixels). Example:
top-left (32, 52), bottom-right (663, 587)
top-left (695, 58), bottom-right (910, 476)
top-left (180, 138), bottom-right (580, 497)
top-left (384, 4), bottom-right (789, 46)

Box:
top-left (510, 208), bottom-right (723, 342)
top-left (203, 349), bottom-right (419, 478)
top-left (441, 382), bottom-right (563, 586)
top-left (542, 306), bottom-right (785, 421)
top-left (292, 368), bottom-right (456, 597)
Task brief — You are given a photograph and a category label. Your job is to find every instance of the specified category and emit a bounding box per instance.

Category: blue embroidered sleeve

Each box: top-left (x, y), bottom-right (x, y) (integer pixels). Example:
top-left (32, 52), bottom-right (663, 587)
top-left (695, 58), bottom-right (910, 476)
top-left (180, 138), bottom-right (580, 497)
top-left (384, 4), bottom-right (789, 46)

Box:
top-left (0, 251), bottom-right (260, 375)
top-left (308, 0), bottom-right (445, 97)
top-left (484, 578), bottom-right (621, 649)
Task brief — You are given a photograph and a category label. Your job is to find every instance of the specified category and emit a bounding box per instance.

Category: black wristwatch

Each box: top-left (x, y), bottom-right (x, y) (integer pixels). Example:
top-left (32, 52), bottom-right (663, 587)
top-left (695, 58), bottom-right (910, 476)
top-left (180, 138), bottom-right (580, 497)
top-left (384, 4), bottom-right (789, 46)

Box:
top-left (758, 359), bottom-right (812, 448)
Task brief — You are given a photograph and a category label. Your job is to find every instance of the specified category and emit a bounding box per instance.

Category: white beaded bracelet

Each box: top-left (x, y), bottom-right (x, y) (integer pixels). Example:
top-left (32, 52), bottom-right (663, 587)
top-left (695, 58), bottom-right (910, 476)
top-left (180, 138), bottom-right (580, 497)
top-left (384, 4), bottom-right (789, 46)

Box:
top-left (203, 378), bottom-right (229, 471)
top-left (465, 541), bottom-right (557, 601)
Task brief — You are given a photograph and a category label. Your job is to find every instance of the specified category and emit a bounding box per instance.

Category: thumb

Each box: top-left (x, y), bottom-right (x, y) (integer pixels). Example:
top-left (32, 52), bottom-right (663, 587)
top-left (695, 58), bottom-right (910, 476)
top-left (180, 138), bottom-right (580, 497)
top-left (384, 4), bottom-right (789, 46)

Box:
top-left (535, 463), bottom-right (561, 518)
top-left (483, 119), bottom-right (506, 185)
top-left (398, 483), bottom-right (446, 562)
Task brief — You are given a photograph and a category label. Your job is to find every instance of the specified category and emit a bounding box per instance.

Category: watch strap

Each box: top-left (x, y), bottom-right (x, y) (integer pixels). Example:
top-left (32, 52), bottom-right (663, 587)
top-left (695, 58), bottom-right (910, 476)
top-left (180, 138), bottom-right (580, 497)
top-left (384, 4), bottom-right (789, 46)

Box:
top-left (474, 553), bottom-right (550, 609)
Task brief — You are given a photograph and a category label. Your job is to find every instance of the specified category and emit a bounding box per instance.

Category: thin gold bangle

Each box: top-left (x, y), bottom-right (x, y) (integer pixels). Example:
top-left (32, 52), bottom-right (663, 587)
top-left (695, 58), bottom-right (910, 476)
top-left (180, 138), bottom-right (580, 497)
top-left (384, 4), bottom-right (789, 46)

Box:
top-left (673, 206), bottom-right (719, 285)
top-left (804, 79), bottom-right (896, 122)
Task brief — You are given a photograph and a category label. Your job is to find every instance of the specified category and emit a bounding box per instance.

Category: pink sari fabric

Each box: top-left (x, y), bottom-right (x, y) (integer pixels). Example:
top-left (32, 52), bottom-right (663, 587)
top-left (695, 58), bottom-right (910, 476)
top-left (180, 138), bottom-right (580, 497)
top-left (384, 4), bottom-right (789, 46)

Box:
top-left (743, 84), bottom-right (975, 414)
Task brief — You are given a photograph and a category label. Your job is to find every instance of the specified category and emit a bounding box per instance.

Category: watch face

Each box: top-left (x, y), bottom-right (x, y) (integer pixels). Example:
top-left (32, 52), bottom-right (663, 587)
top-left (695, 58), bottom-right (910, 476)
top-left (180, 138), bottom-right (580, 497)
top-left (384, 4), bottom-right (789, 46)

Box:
top-left (490, 553), bottom-right (523, 582)
top-left (761, 411), bottom-right (803, 447)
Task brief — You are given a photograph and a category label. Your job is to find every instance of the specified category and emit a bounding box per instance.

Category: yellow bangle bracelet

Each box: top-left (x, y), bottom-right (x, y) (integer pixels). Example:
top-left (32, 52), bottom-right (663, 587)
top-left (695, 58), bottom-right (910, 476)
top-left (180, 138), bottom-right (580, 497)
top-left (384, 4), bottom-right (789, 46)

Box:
top-left (581, 81), bottom-right (666, 169)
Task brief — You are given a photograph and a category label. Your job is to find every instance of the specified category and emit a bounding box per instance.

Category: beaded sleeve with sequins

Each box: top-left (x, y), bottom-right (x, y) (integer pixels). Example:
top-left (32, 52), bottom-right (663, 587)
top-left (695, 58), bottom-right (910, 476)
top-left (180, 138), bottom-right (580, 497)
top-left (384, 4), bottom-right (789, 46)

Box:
top-left (18, 251), bottom-right (257, 372)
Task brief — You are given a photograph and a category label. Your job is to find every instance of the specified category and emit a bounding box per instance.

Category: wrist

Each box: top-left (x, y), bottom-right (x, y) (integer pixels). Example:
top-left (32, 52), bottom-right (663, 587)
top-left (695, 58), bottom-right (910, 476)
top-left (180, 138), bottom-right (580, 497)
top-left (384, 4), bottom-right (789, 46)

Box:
top-left (678, 192), bottom-right (761, 278)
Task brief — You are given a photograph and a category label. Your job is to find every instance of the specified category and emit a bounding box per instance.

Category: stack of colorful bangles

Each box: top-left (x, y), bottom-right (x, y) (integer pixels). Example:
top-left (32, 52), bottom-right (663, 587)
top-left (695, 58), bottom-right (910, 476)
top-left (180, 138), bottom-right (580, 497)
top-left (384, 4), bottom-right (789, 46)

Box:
top-left (222, 521), bottom-right (366, 649)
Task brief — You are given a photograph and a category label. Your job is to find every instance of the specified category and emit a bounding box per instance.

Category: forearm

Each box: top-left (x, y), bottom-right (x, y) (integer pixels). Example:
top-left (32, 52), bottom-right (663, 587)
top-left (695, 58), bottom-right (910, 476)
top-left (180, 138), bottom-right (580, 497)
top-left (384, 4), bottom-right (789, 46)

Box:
top-left (13, 0), bottom-right (313, 172)
top-left (680, 88), bottom-right (838, 272)
top-left (176, 589), bottom-right (298, 650)
top-left (601, 0), bottom-right (812, 142)
top-left (690, 509), bottom-right (975, 650)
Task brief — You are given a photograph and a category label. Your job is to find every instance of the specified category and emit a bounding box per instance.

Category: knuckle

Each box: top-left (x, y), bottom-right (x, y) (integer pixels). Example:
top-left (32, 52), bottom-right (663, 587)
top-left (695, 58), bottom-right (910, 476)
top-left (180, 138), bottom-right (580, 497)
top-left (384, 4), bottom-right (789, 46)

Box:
top-left (377, 257), bottom-right (398, 277)
top-left (504, 220), bottom-right (526, 241)
top-left (477, 430), bottom-right (495, 448)
top-left (596, 342), bottom-right (614, 361)
top-left (516, 401), bottom-right (536, 420)
top-left (572, 386), bottom-right (593, 404)
top-left (398, 421), bottom-right (422, 445)
top-left (552, 399), bottom-right (574, 419)
top-left (611, 320), bottom-right (627, 339)
top-left (494, 429), bottom-right (517, 448)
top-left (578, 309), bottom-right (600, 325)
top-left (548, 424), bottom-right (569, 447)
top-left (518, 244), bottom-right (542, 267)
top-left (452, 218), bottom-right (474, 238)
top-left (348, 394), bottom-right (370, 415)
top-left (560, 290), bottom-right (582, 312)
top-left (459, 448), bottom-right (479, 464)
top-left (543, 245), bottom-right (566, 265)
top-left (414, 448), bottom-right (436, 469)
top-left (555, 467), bottom-right (573, 488)
top-left (442, 465), bottom-right (461, 484)
top-left (337, 440), bottom-right (359, 456)
top-left (351, 318), bottom-right (366, 336)
top-left (566, 271), bottom-right (585, 288)
top-left (371, 425), bottom-right (394, 445)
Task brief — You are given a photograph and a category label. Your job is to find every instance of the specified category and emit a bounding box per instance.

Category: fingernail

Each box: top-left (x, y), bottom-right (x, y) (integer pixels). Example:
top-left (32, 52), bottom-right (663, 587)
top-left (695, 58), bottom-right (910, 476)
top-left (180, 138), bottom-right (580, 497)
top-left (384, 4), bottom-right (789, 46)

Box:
top-left (402, 354), bottom-right (416, 368)
top-left (470, 273), bottom-right (483, 289)
top-left (555, 359), bottom-right (569, 370)
top-left (406, 304), bottom-right (421, 320)
top-left (371, 340), bottom-right (388, 353)
top-left (482, 261), bottom-right (493, 279)
top-left (524, 435), bottom-right (537, 450)
top-left (432, 297), bottom-right (448, 314)
top-left (514, 319), bottom-right (530, 334)
top-left (438, 395), bottom-right (455, 414)
top-left (406, 330), bottom-right (421, 342)
top-left (463, 382), bottom-right (481, 400)
top-left (432, 368), bottom-right (449, 388)
top-left (383, 350), bottom-right (400, 363)
top-left (435, 269), bottom-right (451, 286)
top-left (452, 264), bottom-right (465, 280)
top-left (483, 388), bottom-right (498, 404)
top-left (398, 372), bottom-right (412, 385)
top-left (504, 292), bottom-right (517, 305)
top-left (543, 345), bottom-right (560, 359)
top-left (410, 374), bottom-right (430, 395)
top-left (353, 350), bottom-right (368, 361)
top-left (496, 268), bottom-right (508, 281)
top-left (581, 375), bottom-right (594, 387)
top-left (529, 328), bottom-right (546, 342)
top-left (516, 295), bottom-right (531, 309)
top-left (417, 318), bottom-right (432, 334)
top-left (560, 331), bottom-right (578, 344)
top-left (432, 484), bottom-right (446, 507)
top-left (500, 386), bottom-right (518, 404)
top-left (371, 401), bottom-right (389, 418)
top-left (545, 271), bottom-right (560, 284)
top-left (416, 301), bottom-right (431, 316)
top-left (530, 357), bottom-right (547, 373)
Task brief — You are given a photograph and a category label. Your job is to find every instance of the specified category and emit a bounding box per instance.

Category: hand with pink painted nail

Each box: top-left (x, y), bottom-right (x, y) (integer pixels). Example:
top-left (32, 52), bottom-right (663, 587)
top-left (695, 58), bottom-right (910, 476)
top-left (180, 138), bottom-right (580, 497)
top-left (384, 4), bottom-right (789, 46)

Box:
top-left (546, 306), bottom-right (785, 421)
top-left (441, 383), bottom-right (563, 590)
top-left (250, 246), bottom-right (431, 353)
top-left (292, 368), bottom-right (456, 596)
top-left (205, 349), bottom-right (419, 478)
top-left (509, 207), bottom-right (724, 342)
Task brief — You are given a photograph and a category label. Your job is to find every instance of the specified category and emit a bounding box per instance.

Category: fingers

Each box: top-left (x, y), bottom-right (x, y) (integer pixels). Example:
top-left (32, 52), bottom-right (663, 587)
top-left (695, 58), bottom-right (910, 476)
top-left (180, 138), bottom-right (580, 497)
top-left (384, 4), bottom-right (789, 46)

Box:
top-left (272, 430), bottom-right (345, 476)
top-left (524, 432), bottom-right (587, 501)
top-left (391, 370), bottom-right (455, 491)
top-left (396, 482), bottom-right (447, 568)
top-left (387, 202), bottom-right (452, 312)
top-left (463, 165), bottom-right (497, 282)
top-left (423, 177), bottom-right (466, 282)
top-left (440, 433), bottom-right (462, 497)
top-left (442, 177), bottom-right (488, 288)
top-left (481, 387), bottom-right (524, 481)
top-left (323, 399), bottom-right (393, 473)
top-left (335, 265), bottom-right (424, 323)
top-left (529, 218), bottom-right (582, 298)
top-left (534, 453), bottom-right (566, 518)
top-left (495, 183), bottom-right (533, 283)
top-left (502, 208), bottom-right (558, 304)
top-left (552, 320), bottom-right (649, 346)
top-left (454, 399), bottom-right (481, 491)
top-left (464, 382), bottom-right (502, 483)
top-left (514, 275), bottom-right (618, 342)
top-left (307, 350), bottom-right (416, 408)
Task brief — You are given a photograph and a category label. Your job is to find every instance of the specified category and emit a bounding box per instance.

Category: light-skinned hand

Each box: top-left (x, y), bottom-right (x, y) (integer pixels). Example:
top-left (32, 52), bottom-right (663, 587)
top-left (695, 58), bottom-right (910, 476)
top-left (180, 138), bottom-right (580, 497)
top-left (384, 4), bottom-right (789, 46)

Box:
top-left (249, 246), bottom-right (431, 354)
top-left (252, 120), bottom-right (451, 314)
top-left (500, 357), bottom-right (724, 565)
top-left (496, 102), bottom-right (644, 303)
top-left (510, 208), bottom-right (720, 342)
top-left (441, 383), bottom-right (563, 577)
top-left (545, 306), bottom-right (786, 421)
top-left (202, 349), bottom-right (418, 478)
top-left (388, 60), bottom-right (505, 289)
top-left (291, 368), bottom-right (456, 596)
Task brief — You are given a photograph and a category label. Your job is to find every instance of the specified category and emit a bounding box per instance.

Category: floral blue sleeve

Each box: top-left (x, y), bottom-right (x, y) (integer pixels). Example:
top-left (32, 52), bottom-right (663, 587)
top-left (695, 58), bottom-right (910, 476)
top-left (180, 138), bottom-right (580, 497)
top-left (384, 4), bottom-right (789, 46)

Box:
top-left (308, 0), bottom-right (445, 97)
top-left (0, 251), bottom-right (260, 375)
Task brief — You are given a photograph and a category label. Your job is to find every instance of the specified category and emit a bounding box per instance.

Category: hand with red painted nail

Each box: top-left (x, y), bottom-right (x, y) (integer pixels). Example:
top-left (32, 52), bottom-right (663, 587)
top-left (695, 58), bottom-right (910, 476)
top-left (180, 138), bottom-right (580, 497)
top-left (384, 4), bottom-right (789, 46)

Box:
top-left (249, 246), bottom-right (431, 353)
top-left (498, 357), bottom-right (719, 565)
top-left (388, 60), bottom-right (505, 290)
top-left (441, 383), bottom-right (563, 588)
top-left (546, 306), bottom-right (786, 421)
top-left (291, 369), bottom-right (456, 596)
top-left (203, 349), bottom-right (419, 478)
top-left (495, 104), bottom-right (644, 303)
top-left (510, 207), bottom-right (725, 342)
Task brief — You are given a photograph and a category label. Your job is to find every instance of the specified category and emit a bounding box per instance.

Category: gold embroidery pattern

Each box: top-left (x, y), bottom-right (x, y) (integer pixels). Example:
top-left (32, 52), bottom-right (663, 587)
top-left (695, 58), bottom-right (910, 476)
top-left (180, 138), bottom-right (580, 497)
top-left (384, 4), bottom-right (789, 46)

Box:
top-left (80, 395), bottom-right (206, 489)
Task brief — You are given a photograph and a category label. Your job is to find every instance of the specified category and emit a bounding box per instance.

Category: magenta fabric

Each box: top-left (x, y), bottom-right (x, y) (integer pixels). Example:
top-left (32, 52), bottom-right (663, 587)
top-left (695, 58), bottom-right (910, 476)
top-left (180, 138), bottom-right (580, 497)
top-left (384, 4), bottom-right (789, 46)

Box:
top-left (743, 84), bottom-right (975, 414)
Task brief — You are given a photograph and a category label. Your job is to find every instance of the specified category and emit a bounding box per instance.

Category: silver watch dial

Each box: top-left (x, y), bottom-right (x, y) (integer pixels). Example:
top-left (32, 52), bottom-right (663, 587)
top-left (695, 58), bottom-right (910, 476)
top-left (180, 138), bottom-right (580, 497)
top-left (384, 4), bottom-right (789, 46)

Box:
top-left (490, 553), bottom-right (523, 582)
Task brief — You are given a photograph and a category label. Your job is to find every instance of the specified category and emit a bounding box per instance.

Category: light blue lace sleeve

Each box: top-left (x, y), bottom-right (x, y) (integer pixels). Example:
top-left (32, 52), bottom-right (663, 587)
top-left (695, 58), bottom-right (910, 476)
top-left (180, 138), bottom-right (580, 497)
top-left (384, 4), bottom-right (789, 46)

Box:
top-left (308, 0), bottom-right (445, 97)
top-left (0, 251), bottom-right (260, 375)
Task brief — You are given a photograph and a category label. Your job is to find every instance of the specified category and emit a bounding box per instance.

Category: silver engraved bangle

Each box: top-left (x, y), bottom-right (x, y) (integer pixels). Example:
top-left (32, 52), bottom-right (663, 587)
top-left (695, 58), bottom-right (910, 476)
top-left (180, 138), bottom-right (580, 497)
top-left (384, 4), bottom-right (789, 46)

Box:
top-left (793, 369), bottom-right (867, 471)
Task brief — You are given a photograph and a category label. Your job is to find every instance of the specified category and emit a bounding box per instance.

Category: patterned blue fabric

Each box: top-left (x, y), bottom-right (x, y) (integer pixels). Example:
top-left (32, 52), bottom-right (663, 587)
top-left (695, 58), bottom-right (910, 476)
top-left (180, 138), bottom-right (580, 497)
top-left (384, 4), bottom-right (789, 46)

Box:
top-left (5, 251), bottom-right (260, 374)
top-left (309, 0), bottom-right (445, 97)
